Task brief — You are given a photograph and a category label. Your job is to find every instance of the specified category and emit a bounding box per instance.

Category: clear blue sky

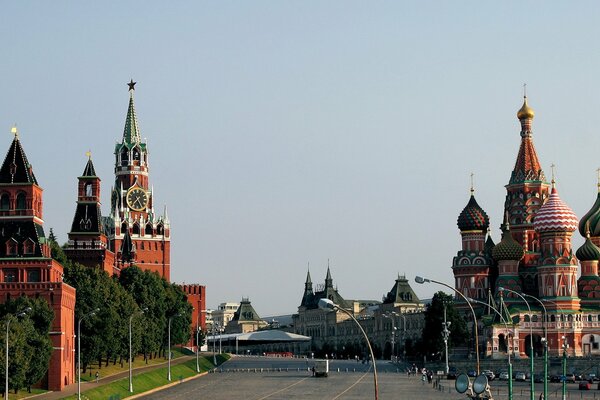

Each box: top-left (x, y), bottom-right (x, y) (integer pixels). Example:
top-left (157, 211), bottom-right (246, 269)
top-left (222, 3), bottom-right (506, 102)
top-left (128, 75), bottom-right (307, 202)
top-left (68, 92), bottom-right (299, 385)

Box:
top-left (1, 2), bottom-right (600, 315)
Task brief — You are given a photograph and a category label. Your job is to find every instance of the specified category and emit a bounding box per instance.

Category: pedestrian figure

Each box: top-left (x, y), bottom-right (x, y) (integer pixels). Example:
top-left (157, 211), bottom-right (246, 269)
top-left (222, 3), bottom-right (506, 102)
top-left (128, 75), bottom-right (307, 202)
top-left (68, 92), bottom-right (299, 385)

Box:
top-left (95, 371), bottom-right (99, 383)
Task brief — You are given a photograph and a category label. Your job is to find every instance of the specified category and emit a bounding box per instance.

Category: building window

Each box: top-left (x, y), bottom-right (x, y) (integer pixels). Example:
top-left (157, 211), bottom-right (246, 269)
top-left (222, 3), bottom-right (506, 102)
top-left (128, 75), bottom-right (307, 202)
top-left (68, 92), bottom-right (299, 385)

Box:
top-left (27, 269), bottom-right (40, 283)
top-left (0, 194), bottom-right (9, 211)
top-left (6, 239), bottom-right (18, 256)
top-left (145, 223), bottom-right (153, 236)
top-left (23, 239), bottom-right (35, 255)
top-left (133, 223), bottom-right (140, 235)
top-left (16, 193), bottom-right (26, 210)
top-left (4, 269), bottom-right (16, 282)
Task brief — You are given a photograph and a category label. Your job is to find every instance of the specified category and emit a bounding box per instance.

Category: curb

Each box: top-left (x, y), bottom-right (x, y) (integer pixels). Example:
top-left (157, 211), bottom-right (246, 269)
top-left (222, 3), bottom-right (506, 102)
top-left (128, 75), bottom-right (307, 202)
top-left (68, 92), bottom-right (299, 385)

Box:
top-left (126, 371), bottom-right (209, 399)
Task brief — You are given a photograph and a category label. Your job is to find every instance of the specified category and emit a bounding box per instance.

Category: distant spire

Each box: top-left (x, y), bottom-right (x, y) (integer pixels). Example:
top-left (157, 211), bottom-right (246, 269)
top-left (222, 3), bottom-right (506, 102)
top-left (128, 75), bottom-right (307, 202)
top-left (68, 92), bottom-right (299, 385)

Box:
top-left (122, 80), bottom-right (142, 146)
top-left (550, 163), bottom-right (556, 189)
top-left (596, 168), bottom-right (600, 193)
top-left (10, 125), bottom-right (18, 138)
top-left (325, 263), bottom-right (333, 287)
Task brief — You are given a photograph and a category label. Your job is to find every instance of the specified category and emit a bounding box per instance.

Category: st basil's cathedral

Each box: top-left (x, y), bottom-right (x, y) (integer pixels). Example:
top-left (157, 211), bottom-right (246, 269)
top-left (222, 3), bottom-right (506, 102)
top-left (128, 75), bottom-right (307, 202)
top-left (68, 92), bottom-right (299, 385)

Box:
top-left (453, 95), bottom-right (600, 358)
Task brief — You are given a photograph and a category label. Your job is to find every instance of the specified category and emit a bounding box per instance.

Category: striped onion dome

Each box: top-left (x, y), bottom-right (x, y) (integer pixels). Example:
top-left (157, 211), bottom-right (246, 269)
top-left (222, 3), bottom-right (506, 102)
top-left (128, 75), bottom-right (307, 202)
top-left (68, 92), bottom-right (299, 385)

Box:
top-left (533, 186), bottom-right (578, 233)
top-left (576, 236), bottom-right (600, 261)
top-left (457, 194), bottom-right (490, 232)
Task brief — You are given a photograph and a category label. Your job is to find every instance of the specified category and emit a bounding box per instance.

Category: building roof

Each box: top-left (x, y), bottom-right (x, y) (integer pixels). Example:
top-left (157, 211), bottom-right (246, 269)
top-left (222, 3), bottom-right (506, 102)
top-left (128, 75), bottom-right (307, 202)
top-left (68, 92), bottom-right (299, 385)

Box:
top-left (0, 135), bottom-right (38, 185)
top-left (457, 193), bottom-right (489, 232)
top-left (209, 329), bottom-right (311, 343)
top-left (382, 274), bottom-right (421, 305)
top-left (533, 185), bottom-right (578, 233)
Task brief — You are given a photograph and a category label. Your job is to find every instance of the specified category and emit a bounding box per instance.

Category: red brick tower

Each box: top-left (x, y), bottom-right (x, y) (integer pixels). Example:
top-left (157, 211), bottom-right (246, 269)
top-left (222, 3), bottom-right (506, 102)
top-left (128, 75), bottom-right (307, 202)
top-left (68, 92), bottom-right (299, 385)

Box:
top-left (109, 81), bottom-right (171, 279)
top-left (64, 155), bottom-right (116, 274)
top-left (0, 128), bottom-right (75, 391)
top-left (504, 96), bottom-right (550, 296)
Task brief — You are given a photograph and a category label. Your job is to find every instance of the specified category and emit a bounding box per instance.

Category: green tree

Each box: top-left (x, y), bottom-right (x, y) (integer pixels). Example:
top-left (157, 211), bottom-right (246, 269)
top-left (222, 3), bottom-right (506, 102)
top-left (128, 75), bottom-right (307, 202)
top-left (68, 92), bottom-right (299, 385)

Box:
top-left (0, 296), bottom-right (53, 394)
top-left (419, 291), bottom-right (468, 359)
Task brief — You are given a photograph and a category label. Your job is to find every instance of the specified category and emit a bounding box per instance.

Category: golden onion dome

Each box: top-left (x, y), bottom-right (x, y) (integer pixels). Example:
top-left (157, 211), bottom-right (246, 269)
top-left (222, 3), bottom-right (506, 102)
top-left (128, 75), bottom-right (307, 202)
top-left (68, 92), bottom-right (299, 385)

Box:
top-left (517, 96), bottom-right (535, 120)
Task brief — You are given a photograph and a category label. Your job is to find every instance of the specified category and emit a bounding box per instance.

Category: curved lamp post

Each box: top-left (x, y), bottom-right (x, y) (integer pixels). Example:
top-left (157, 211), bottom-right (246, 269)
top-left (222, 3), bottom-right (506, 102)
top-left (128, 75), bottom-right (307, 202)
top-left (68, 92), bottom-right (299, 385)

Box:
top-left (542, 299), bottom-right (566, 400)
top-left (415, 276), bottom-right (480, 374)
top-left (5, 307), bottom-right (31, 400)
top-left (499, 287), bottom-right (534, 400)
top-left (129, 307), bottom-right (147, 393)
top-left (521, 292), bottom-right (548, 400)
top-left (318, 298), bottom-right (379, 400)
top-left (382, 312), bottom-right (397, 362)
top-left (78, 308), bottom-right (99, 400)
top-left (467, 297), bottom-right (513, 400)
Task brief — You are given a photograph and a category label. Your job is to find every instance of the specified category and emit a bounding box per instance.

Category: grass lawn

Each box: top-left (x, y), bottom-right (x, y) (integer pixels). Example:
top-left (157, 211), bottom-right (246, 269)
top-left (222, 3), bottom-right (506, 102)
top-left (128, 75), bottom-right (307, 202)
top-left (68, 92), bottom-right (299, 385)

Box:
top-left (79, 347), bottom-right (192, 382)
top-left (62, 354), bottom-right (229, 400)
top-left (8, 388), bottom-right (46, 399)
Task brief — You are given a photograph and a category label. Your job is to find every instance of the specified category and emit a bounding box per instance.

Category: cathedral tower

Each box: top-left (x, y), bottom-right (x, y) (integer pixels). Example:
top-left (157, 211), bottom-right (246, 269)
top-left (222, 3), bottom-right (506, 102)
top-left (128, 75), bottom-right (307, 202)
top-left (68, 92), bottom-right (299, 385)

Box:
top-left (504, 96), bottom-right (550, 295)
top-left (452, 185), bottom-right (495, 302)
top-left (108, 81), bottom-right (171, 279)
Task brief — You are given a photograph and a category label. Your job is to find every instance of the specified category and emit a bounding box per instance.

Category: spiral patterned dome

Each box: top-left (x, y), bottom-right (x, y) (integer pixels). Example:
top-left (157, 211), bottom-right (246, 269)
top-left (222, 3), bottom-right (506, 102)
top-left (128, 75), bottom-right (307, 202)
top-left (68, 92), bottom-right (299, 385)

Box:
top-left (576, 236), bottom-right (600, 261)
top-left (492, 228), bottom-right (524, 261)
top-left (533, 187), bottom-right (578, 233)
top-left (578, 193), bottom-right (600, 237)
top-left (457, 194), bottom-right (490, 232)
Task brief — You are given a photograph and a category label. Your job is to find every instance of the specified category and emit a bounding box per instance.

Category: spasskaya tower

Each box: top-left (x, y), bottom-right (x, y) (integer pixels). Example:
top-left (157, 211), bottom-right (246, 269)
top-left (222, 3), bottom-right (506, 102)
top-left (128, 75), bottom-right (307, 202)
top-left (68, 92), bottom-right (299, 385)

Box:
top-left (107, 80), bottom-right (171, 279)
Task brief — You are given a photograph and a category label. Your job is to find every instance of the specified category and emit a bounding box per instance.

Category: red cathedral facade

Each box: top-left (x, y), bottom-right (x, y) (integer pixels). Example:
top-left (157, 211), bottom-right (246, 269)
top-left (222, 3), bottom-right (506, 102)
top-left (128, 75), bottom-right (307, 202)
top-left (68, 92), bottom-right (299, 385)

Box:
top-left (453, 96), bottom-right (600, 358)
top-left (0, 82), bottom-right (205, 391)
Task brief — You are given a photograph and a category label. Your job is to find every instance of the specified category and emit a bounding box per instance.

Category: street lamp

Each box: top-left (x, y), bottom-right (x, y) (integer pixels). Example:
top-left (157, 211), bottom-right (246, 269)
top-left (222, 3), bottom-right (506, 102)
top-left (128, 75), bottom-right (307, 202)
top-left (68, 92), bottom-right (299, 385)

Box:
top-left (77, 308), bottom-right (99, 400)
top-left (319, 298), bottom-right (379, 400)
top-left (5, 307), bottom-right (31, 400)
top-left (415, 276), bottom-right (480, 374)
top-left (467, 297), bottom-right (513, 400)
top-left (129, 307), bottom-right (147, 393)
top-left (382, 312), bottom-right (397, 362)
top-left (542, 299), bottom-right (566, 400)
top-left (521, 292), bottom-right (548, 400)
top-left (442, 304), bottom-right (451, 375)
top-left (167, 313), bottom-right (182, 382)
top-left (195, 309), bottom-right (208, 373)
top-left (498, 287), bottom-right (534, 400)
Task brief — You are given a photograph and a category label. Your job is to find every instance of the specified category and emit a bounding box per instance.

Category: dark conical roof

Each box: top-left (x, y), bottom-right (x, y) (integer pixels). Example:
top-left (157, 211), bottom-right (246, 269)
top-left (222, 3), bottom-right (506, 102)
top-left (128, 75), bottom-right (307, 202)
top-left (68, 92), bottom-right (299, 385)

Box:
top-left (81, 158), bottom-right (97, 177)
top-left (0, 136), bottom-right (38, 184)
top-left (231, 298), bottom-right (263, 322)
top-left (383, 275), bottom-right (420, 304)
top-left (457, 194), bottom-right (489, 231)
top-left (120, 231), bottom-right (134, 262)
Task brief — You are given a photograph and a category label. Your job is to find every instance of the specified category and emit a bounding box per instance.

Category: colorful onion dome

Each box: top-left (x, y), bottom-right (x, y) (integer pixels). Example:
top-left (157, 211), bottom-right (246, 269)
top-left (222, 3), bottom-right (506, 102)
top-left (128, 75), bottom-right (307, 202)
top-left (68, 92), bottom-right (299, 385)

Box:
top-left (576, 236), bottom-right (600, 261)
top-left (492, 226), bottom-right (524, 261)
top-left (533, 186), bottom-right (578, 233)
top-left (517, 96), bottom-right (535, 120)
top-left (457, 194), bottom-right (490, 231)
top-left (578, 192), bottom-right (600, 237)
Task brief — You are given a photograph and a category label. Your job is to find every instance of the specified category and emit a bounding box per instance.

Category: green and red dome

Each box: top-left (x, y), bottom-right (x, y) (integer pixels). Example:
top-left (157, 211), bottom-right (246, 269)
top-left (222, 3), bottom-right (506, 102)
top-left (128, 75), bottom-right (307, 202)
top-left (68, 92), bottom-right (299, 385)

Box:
top-left (457, 195), bottom-right (490, 232)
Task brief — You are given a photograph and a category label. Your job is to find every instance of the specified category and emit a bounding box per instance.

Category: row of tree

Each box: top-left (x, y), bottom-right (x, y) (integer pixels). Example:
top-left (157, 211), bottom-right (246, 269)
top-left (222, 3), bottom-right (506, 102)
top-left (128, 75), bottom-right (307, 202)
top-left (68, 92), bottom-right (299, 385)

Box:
top-left (52, 237), bottom-right (193, 373)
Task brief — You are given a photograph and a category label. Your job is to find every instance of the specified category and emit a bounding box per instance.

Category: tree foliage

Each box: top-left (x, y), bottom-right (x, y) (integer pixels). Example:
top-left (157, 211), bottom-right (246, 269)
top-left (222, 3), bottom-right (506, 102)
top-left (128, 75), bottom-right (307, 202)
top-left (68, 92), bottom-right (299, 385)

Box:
top-left (419, 291), bottom-right (468, 358)
top-left (0, 296), bottom-right (54, 394)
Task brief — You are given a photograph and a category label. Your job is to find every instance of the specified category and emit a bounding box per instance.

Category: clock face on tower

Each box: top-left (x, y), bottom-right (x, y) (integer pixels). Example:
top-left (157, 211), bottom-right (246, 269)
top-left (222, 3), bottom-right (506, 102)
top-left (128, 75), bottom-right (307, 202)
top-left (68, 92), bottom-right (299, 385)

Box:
top-left (126, 187), bottom-right (148, 211)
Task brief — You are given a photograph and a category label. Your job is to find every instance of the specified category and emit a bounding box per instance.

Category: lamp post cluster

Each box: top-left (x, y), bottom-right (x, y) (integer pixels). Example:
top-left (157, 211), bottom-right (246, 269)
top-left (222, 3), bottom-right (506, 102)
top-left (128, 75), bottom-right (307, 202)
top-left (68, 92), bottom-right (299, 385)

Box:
top-left (414, 276), bottom-right (560, 400)
top-left (442, 304), bottom-right (451, 375)
top-left (75, 308), bottom-right (187, 400)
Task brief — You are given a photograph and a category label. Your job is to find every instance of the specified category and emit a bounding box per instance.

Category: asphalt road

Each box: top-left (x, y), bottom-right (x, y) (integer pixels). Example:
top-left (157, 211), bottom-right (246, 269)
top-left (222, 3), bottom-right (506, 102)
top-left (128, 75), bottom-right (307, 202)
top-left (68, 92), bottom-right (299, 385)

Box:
top-left (138, 356), bottom-right (600, 400)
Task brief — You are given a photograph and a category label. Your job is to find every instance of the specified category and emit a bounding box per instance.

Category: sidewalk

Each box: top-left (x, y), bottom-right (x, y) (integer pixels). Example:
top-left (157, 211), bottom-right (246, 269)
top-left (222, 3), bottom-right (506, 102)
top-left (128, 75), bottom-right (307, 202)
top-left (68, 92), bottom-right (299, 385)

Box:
top-left (33, 355), bottom-right (197, 400)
